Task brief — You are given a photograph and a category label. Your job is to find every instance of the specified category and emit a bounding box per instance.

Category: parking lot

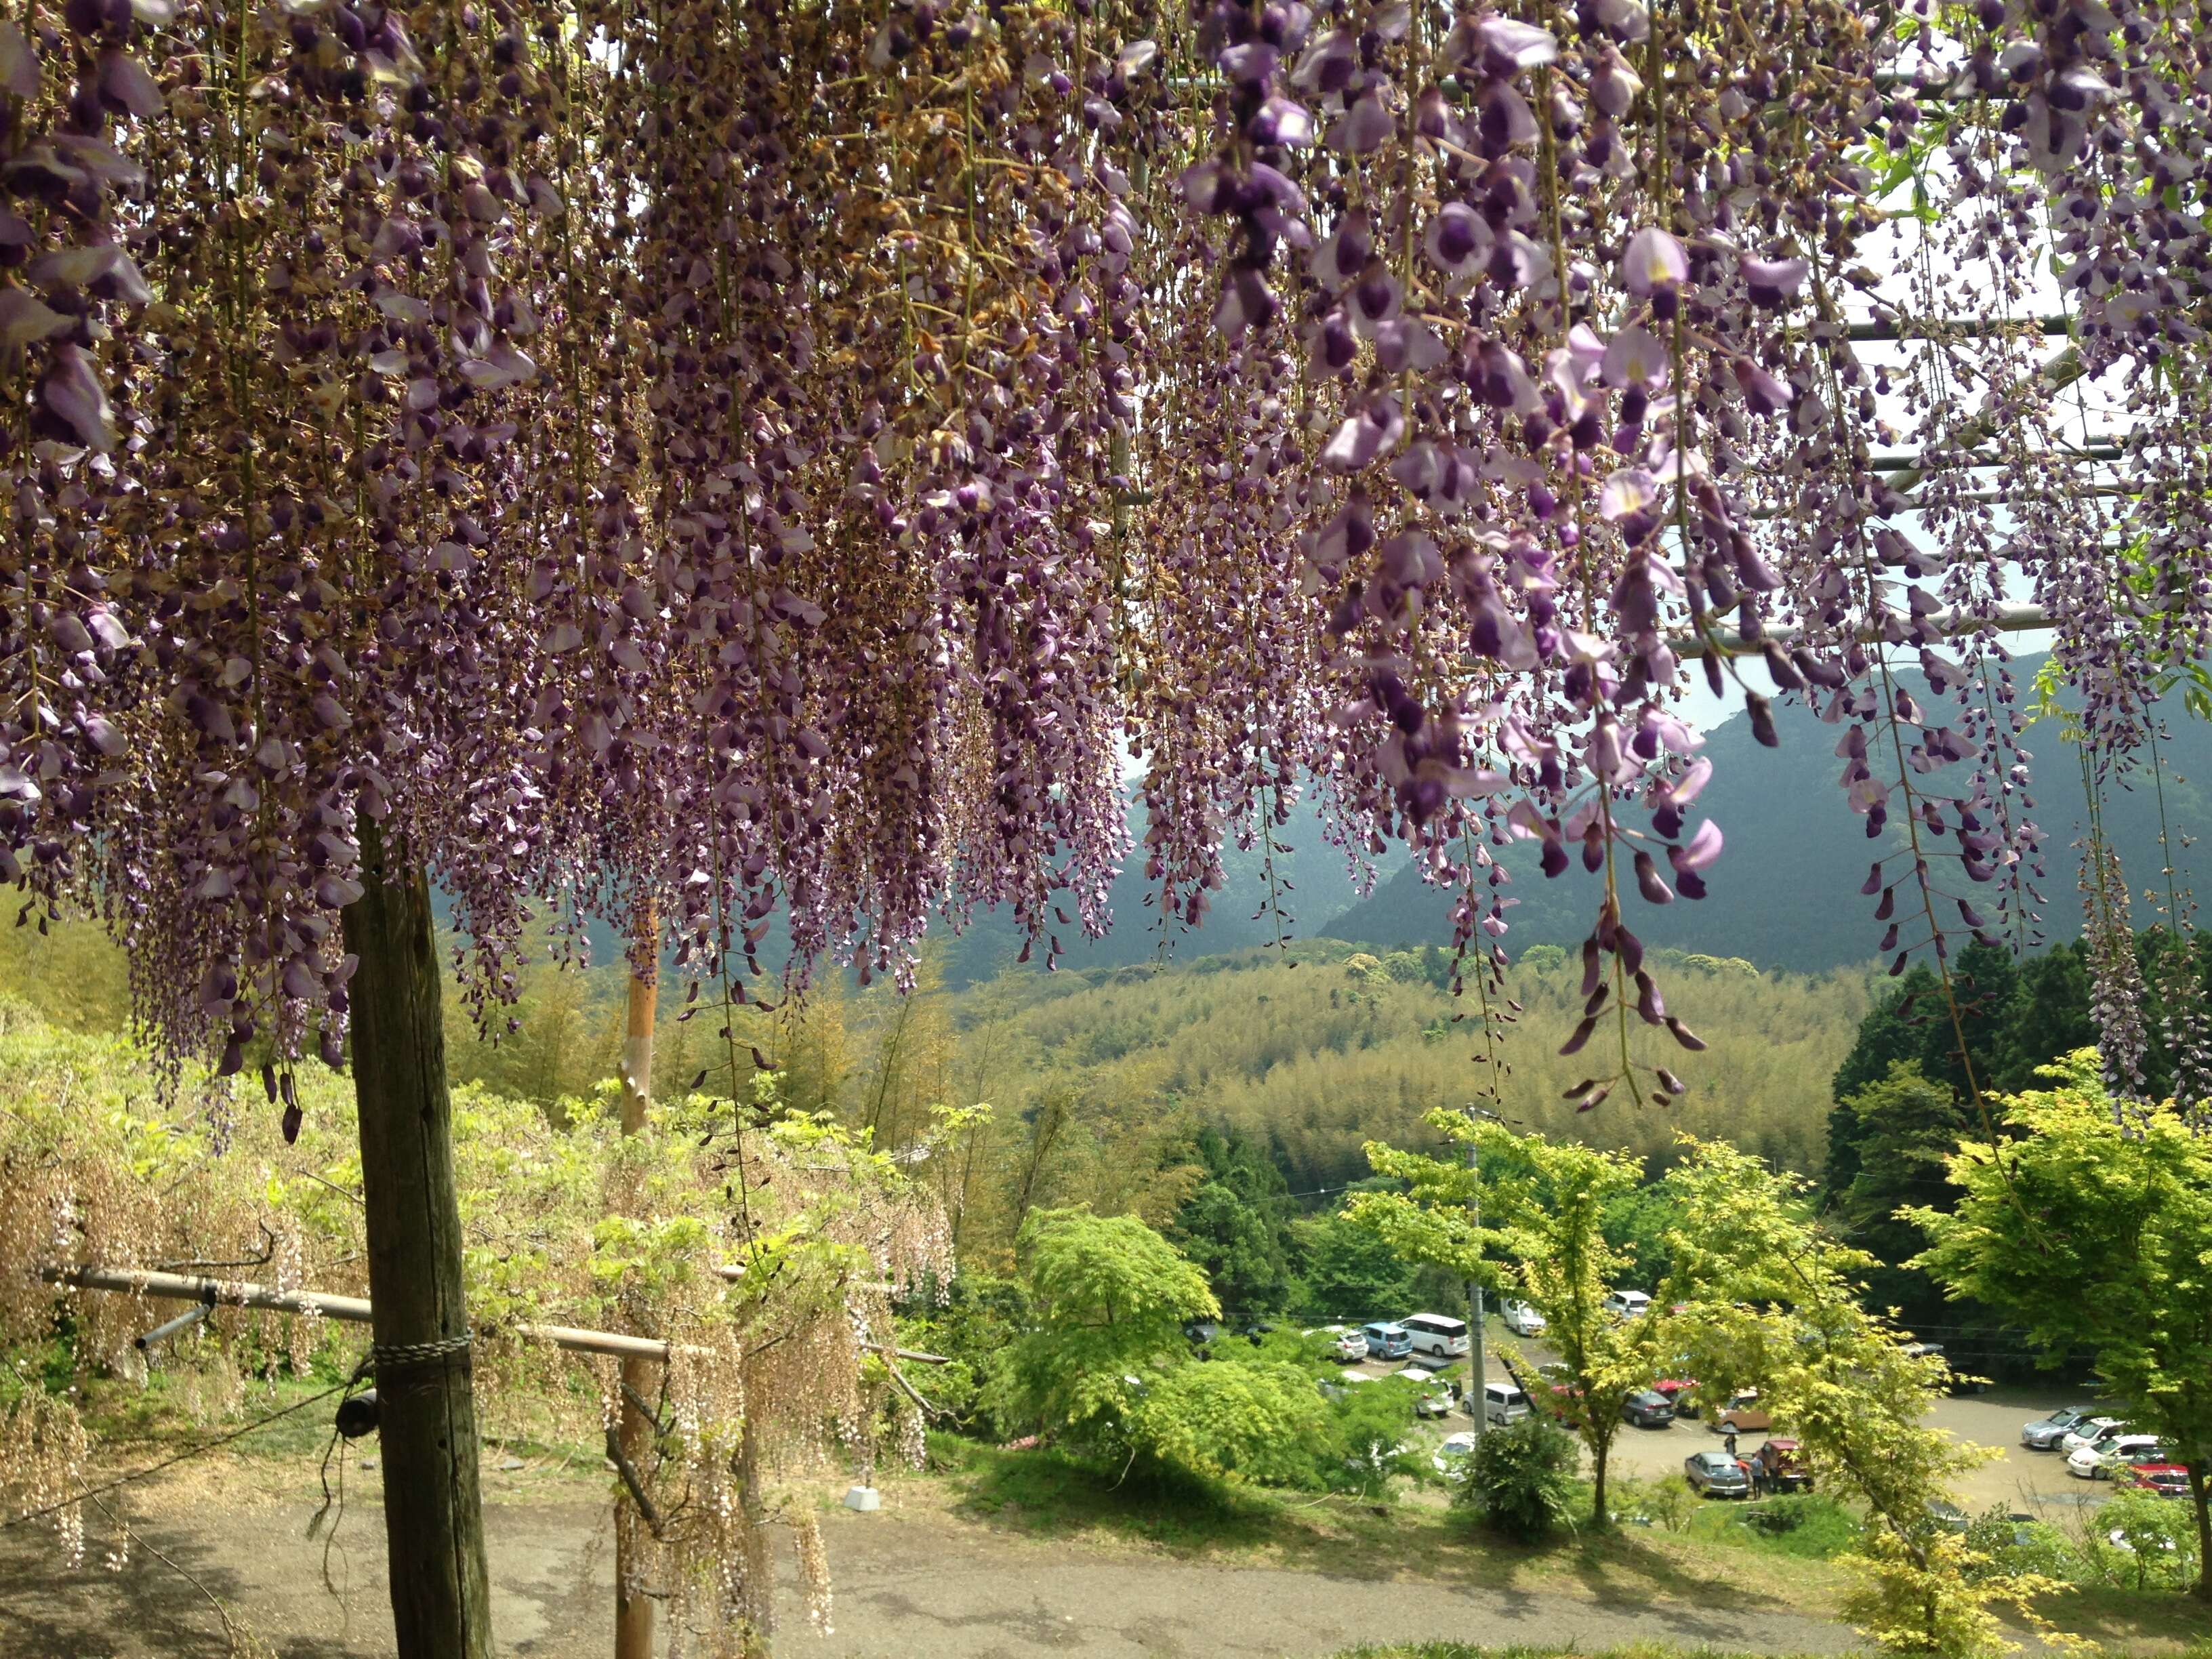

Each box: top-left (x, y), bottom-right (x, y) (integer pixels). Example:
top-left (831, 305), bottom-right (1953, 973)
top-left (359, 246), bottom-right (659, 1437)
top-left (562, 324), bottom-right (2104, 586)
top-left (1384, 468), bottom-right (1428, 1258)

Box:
top-left (1339, 1323), bottom-right (2121, 1513)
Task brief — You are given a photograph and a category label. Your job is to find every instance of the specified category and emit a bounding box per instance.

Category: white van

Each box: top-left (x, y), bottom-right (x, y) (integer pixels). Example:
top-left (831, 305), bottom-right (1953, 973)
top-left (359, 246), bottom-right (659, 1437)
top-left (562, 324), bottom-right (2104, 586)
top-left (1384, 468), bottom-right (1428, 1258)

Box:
top-left (1601, 1289), bottom-right (1652, 1319)
top-left (1401, 1311), bottom-right (1470, 1361)
top-left (1482, 1382), bottom-right (1532, 1426)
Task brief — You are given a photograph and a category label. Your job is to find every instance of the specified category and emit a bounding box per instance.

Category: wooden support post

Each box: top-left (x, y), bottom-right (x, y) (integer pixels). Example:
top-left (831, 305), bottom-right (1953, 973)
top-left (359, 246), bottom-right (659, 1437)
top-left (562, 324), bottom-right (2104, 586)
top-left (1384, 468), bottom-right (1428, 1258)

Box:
top-left (615, 915), bottom-right (658, 1659)
top-left (344, 819), bottom-right (493, 1659)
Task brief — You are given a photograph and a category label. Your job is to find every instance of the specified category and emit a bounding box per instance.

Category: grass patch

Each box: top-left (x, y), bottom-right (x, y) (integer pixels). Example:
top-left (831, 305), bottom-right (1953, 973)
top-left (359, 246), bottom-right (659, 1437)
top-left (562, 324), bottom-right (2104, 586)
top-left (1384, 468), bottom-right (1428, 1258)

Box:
top-left (918, 1430), bottom-right (1445, 1565)
top-left (1684, 1492), bottom-right (1859, 1561)
top-left (910, 1432), bottom-right (1849, 1611)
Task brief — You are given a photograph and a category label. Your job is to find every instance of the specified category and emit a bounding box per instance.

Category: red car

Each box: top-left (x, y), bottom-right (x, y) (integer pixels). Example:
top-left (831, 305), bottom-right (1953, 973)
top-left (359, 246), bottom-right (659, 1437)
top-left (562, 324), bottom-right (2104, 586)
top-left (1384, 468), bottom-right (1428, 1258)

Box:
top-left (1652, 1376), bottom-right (1700, 1418)
top-left (1750, 1437), bottom-right (1812, 1493)
top-left (2124, 1463), bottom-right (2190, 1499)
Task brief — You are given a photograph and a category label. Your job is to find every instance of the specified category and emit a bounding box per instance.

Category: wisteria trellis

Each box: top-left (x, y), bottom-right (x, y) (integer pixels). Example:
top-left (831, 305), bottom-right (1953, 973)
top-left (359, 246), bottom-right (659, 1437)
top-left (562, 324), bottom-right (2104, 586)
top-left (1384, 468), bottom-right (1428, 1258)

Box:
top-left (0, 0), bottom-right (2203, 1114)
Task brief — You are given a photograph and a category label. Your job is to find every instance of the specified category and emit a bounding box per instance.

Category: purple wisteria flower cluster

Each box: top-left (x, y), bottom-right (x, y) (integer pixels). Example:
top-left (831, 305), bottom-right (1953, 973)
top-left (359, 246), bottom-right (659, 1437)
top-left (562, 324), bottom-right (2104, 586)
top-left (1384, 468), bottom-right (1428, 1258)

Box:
top-left (0, 0), bottom-right (2197, 1111)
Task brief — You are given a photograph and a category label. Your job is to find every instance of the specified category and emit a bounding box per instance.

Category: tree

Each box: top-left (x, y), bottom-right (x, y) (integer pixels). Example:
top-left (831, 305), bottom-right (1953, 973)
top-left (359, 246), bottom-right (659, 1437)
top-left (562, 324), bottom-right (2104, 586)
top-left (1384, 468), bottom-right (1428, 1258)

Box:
top-left (1656, 1139), bottom-right (2034, 1658)
top-left (1351, 1115), bottom-right (1656, 1524)
top-left (1290, 1208), bottom-right (1420, 1321)
top-left (1829, 966), bottom-right (1943, 1167)
top-left (1910, 1052), bottom-right (2212, 1600)
top-left (1, 0), bottom-right (2202, 1650)
top-left (991, 1208), bottom-right (1216, 1439)
top-left (987, 1208), bottom-right (1324, 1488)
top-left (1986, 947), bottom-right (2097, 1096)
top-left (1600, 1181), bottom-right (1688, 1292)
top-left (1834, 1063), bottom-right (1970, 1336)
top-left (1125, 1357), bottom-right (1330, 1488)
top-left (1167, 1125), bottom-right (1297, 1317)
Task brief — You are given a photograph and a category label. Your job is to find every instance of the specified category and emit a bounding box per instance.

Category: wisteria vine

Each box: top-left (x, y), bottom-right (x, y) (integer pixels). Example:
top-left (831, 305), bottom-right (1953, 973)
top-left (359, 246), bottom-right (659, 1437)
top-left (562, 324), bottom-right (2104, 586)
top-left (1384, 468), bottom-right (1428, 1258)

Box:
top-left (0, 0), bottom-right (2205, 1117)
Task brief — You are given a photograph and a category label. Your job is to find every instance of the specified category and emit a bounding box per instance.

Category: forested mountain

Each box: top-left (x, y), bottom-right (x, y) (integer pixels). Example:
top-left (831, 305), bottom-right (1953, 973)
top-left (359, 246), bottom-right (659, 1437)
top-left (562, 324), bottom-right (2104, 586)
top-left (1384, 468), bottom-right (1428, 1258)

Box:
top-left (933, 786), bottom-right (1408, 986)
top-left (1317, 655), bottom-right (2211, 971)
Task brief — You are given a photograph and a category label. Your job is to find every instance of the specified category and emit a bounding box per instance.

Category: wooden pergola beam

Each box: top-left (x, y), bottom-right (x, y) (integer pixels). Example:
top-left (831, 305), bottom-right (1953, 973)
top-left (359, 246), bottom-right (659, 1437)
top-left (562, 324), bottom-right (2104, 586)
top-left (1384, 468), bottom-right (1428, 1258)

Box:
top-left (40, 1265), bottom-right (947, 1365)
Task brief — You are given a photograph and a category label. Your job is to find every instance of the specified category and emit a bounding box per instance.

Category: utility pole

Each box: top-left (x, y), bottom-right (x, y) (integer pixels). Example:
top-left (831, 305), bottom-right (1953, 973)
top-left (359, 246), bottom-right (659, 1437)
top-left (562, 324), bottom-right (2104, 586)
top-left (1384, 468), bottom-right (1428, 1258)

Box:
top-left (1466, 1105), bottom-right (1497, 1436)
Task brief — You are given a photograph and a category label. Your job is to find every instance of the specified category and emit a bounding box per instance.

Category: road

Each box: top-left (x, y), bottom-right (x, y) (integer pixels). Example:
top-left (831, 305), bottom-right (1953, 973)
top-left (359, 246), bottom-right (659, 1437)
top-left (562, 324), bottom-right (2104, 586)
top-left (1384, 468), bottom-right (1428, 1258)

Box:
top-left (0, 1481), bottom-right (1865, 1659)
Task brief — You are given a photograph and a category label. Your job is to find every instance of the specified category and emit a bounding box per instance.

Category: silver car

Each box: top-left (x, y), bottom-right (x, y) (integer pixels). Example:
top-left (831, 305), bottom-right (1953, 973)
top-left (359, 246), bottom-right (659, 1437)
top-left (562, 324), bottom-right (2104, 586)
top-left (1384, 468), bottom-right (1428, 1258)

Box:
top-left (2022, 1406), bottom-right (2095, 1450)
top-left (1685, 1450), bottom-right (1752, 1498)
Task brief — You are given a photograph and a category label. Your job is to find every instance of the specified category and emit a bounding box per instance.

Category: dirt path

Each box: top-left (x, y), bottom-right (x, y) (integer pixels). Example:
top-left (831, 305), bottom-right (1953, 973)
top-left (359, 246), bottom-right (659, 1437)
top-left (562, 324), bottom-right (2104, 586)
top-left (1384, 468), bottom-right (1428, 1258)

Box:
top-left (0, 1481), bottom-right (1862, 1658)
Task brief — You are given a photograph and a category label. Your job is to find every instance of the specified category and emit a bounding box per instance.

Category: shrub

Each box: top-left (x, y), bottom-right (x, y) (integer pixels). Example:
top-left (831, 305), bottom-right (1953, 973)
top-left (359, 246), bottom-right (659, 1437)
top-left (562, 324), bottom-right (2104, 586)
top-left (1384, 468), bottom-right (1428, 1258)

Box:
top-left (1961, 1507), bottom-right (2081, 1586)
top-left (1609, 1473), bottom-right (1697, 1533)
top-left (2087, 1490), bottom-right (2201, 1592)
top-left (1462, 1415), bottom-right (1580, 1542)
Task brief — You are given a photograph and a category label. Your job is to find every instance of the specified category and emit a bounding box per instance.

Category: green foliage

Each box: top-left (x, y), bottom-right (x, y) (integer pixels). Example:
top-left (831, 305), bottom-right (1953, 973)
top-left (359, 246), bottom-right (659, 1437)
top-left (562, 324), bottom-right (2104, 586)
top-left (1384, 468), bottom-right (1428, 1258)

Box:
top-left (1832, 1063), bottom-right (1970, 1333)
top-left (1961, 1509), bottom-right (2078, 1586)
top-left (2087, 1490), bottom-right (2203, 1593)
top-left (893, 1273), bottom-right (1030, 1431)
top-left (1837, 1528), bottom-right (2068, 1659)
top-left (990, 1208), bottom-right (1217, 1440)
top-left (1352, 1115), bottom-right (1658, 1525)
top-left (1609, 1472), bottom-right (1698, 1534)
top-left (1462, 1414), bottom-right (1580, 1542)
top-left (1910, 1051), bottom-right (2212, 1599)
top-left (1599, 1182), bottom-right (1687, 1290)
top-left (1290, 1207), bottom-right (1421, 1320)
top-left (1126, 1358), bottom-right (1330, 1487)
top-left (1312, 1372), bottom-right (1430, 1498)
top-left (1166, 1124), bottom-right (1298, 1317)
top-left (1651, 1139), bottom-right (2042, 1656)
top-left (0, 916), bottom-right (132, 1034)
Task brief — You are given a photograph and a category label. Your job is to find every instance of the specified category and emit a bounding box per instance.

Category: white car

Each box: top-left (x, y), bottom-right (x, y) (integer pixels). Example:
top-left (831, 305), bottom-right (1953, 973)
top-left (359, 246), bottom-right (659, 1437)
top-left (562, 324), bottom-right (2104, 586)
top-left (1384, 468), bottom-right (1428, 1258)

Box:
top-left (1602, 1289), bottom-right (1653, 1319)
top-left (1305, 1325), bottom-right (1369, 1364)
top-left (2060, 1416), bottom-right (2126, 1456)
top-left (1431, 1431), bottom-right (1478, 1477)
top-left (2068, 1434), bottom-right (2163, 1480)
top-left (1500, 1298), bottom-right (1547, 1336)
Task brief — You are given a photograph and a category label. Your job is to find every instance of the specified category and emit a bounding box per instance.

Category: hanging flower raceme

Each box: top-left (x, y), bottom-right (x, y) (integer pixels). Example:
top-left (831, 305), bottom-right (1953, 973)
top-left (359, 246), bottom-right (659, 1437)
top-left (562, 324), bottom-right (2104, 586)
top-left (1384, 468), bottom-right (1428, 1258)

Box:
top-left (0, 0), bottom-right (2188, 1120)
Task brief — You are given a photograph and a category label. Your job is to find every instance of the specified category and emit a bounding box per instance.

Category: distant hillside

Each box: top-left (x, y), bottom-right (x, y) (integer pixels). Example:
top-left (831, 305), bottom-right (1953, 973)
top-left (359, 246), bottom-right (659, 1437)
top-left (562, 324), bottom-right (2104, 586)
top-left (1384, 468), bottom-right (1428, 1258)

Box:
top-left (1317, 656), bottom-right (2212, 972)
top-left (939, 940), bottom-right (1871, 1189)
top-left (933, 785), bottom-right (1411, 987)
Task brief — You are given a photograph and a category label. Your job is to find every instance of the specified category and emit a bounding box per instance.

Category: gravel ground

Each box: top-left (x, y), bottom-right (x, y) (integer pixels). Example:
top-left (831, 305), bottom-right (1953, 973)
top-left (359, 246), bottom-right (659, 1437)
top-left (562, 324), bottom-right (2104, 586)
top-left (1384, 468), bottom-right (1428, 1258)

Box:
top-left (1359, 1336), bottom-right (2116, 1515)
top-left (0, 1481), bottom-right (1863, 1659)
top-left (0, 1363), bottom-right (2117, 1658)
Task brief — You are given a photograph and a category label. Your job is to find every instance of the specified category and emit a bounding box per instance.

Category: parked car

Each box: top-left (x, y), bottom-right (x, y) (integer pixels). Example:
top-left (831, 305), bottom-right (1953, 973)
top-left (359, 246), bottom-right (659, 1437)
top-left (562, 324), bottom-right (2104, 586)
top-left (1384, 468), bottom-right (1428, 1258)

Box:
top-left (1415, 1382), bottom-right (1456, 1420)
top-left (1750, 1437), bottom-right (1812, 1494)
top-left (1317, 1372), bottom-right (1375, 1404)
top-left (1532, 1362), bottom-right (1581, 1419)
top-left (1684, 1451), bottom-right (1752, 1498)
top-left (1401, 1312), bottom-right (1471, 1363)
top-left (2069, 1434), bottom-right (2166, 1480)
top-left (2022, 1406), bottom-right (2097, 1450)
top-left (1623, 1390), bottom-right (1677, 1428)
top-left (1500, 1298), bottom-right (1547, 1337)
top-left (2123, 1463), bottom-right (2190, 1499)
top-left (1480, 1381), bottom-right (1534, 1426)
top-left (2059, 1416), bottom-right (2124, 1455)
top-left (1926, 1499), bottom-right (1970, 1535)
top-left (1712, 1391), bottom-right (1772, 1434)
top-left (1363, 1321), bottom-right (1413, 1361)
top-left (1651, 1375), bottom-right (1700, 1418)
top-left (1602, 1289), bottom-right (1653, 1319)
top-left (1901, 1340), bottom-right (1986, 1395)
top-left (1432, 1431), bottom-right (1478, 1477)
top-left (1305, 1325), bottom-right (1368, 1364)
